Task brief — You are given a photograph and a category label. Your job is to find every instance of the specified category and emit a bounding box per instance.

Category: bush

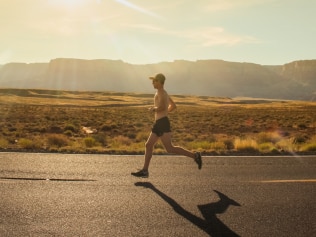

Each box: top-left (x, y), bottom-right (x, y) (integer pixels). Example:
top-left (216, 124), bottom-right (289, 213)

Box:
top-left (127, 132), bottom-right (136, 139)
top-left (64, 124), bottom-right (77, 132)
top-left (188, 141), bottom-right (212, 150)
top-left (257, 132), bottom-right (282, 144)
top-left (210, 141), bottom-right (226, 152)
top-left (234, 138), bottom-right (258, 152)
top-left (258, 142), bottom-right (276, 153)
top-left (276, 139), bottom-right (296, 152)
top-left (111, 135), bottom-right (132, 148)
top-left (0, 138), bottom-right (9, 149)
top-left (183, 134), bottom-right (195, 142)
top-left (84, 137), bottom-right (97, 148)
top-left (293, 135), bottom-right (308, 144)
top-left (301, 143), bottom-right (316, 152)
top-left (18, 138), bottom-right (42, 149)
top-left (47, 134), bottom-right (69, 147)
top-left (101, 124), bottom-right (117, 131)
top-left (8, 127), bottom-right (17, 132)
top-left (49, 126), bottom-right (63, 133)
top-left (298, 123), bottom-right (307, 129)
top-left (136, 131), bottom-right (148, 142)
top-left (64, 130), bottom-right (74, 137)
top-left (92, 134), bottom-right (107, 146)
top-left (224, 139), bottom-right (234, 150)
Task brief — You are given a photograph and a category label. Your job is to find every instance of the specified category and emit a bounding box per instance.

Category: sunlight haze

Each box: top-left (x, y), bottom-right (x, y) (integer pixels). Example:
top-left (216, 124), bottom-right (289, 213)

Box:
top-left (0, 0), bottom-right (315, 65)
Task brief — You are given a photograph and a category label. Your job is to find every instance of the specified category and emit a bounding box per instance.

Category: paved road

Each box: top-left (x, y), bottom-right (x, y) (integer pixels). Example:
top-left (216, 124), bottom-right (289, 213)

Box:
top-left (0, 153), bottom-right (315, 237)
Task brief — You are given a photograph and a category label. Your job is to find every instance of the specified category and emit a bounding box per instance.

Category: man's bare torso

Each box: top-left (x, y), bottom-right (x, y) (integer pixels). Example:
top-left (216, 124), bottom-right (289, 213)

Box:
top-left (154, 89), bottom-right (169, 120)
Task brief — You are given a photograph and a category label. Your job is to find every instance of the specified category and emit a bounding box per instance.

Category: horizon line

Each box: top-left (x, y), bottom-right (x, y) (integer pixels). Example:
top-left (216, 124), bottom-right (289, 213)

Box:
top-left (1, 57), bottom-right (315, 66)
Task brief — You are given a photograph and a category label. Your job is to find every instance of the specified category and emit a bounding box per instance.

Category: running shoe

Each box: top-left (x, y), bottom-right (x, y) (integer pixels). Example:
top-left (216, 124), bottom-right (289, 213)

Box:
top-left (195, 152), bottom-right (202, 170)
top-left (131, 169), bottom-right (149, 178)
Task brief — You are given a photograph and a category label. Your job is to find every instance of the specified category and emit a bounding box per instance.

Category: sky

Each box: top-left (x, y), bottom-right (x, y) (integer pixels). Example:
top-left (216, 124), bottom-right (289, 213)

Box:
top-left (0, 0), bottom-right (315, 65)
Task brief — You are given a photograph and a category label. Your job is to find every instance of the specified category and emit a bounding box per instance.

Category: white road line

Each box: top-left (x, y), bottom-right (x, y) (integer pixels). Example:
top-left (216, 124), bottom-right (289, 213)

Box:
top-left (253, 179), bottom-right (316, 183)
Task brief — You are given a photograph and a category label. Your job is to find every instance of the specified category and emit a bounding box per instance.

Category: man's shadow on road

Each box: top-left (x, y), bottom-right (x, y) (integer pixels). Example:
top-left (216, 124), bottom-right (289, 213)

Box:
top-left (135, 182), bottom-right (241, 237)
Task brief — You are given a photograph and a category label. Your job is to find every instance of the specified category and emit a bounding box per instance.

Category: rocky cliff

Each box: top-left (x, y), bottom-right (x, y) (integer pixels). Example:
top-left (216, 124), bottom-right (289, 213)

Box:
top-left (0, 58), bottom-right (315, 100)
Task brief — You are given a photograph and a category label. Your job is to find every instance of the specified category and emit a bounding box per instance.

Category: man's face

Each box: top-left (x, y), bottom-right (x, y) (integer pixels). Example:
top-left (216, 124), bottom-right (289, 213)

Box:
top-left (152, 79), bottom-right (161, 89)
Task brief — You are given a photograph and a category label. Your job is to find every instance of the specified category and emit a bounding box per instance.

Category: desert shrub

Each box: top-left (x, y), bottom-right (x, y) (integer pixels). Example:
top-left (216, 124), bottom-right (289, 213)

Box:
top-left (64, 130), bottom-right (73, 137)
top-left (210, 141), bottom-right (226, 152)
top-left (298, 123), bottom-right (307, 129)
top-left (223, 139), bottom-right (234, 150)
top-left (300, 136), bottom-right (316, 151)
top-left (49, 126), bottom-right (63, 133)
top-left (182, 134), bottom-right (195, 142)
top-left (300, 143), bottom-right (316, 152)
top-left (101, 124), bottom-right (112, 131)
top-left (84, 137), bottom-right (97, 148)
top-left (118, 135), bottom-right (132, 145)
top-left (188, 141), bottom-right (212, 150)
top-left (127, 132), bottom-right (136, 139)
top-left (92, 134), bottom-right (107, 146)
top-left (258, 142), bottom-right (276, 153)
top-left (310, 135), bottom-right (316, 141)
top-left (276, 139), bottom-right (296, 152)
top-left (128, 142), bottom-right (145, 153)
top-left (136, 131), bottom-right (148, 142)
top-left (18, 138), bottom-right (41, 149)
top-left (101, 124), bottom-right (117, 131)
top-left (292, 135), bottom-right (308, 144)
top-left (8, 127), bottom-right (17, 132)
top-left (208, 134), bottom-right (217, 143)
top-left (64, 124), bottom-right (77, 132)
top-left (257, 132), bottom-right (282, 144)
top-left (154, 148), bottom-right (166, 154)
top-left (0, 138), bottom-right (9, 148)
top-left (154, 142), bottom-right (164, 150)
top-left (47, 134), bottom-right (69, 147)
top-left (234, 138), bottom-right (258, 152)
top-left (111, 135), bottom-right (132, 148)
top-left (134, 122), bottom-right (144, 127)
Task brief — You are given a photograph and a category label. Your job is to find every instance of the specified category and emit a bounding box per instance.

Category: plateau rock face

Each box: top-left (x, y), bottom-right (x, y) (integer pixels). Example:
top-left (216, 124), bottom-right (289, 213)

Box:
top-left (0, 58), bottom-right (315, 100)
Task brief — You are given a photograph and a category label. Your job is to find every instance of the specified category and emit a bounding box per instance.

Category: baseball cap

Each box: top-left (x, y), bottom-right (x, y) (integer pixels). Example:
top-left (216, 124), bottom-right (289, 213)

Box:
top-left (149, 73), bottom-right (165, 84)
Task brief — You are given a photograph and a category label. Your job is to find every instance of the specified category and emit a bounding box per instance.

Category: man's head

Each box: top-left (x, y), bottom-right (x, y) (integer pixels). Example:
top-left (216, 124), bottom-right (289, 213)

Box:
top-left (149, 73), bottom-right (165, 85)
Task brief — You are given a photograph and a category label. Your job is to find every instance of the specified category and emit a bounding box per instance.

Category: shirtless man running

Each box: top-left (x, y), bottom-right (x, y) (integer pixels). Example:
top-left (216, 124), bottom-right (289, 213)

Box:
top-left (131, 73), bottom-right (202, 178)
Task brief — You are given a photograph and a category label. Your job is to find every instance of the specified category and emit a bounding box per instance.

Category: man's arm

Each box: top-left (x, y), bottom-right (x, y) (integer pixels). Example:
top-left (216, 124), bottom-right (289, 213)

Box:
top-left (168, 96), bottom-right (177, 112)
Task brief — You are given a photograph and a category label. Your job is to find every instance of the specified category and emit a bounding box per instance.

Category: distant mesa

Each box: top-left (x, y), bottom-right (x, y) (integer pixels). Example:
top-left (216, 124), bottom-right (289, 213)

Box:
top-left (0, 58), bottom-right (315, 101)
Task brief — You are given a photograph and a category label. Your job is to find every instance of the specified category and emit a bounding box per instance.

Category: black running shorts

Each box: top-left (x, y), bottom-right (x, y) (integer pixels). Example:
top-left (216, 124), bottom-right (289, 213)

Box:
top-left (152, 116), bottom-right (171, 137)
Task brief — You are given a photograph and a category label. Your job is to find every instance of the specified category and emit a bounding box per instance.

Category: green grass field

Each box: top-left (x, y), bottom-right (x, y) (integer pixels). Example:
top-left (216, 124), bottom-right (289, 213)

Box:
top-left (0, 89), bottom-right (315, 155)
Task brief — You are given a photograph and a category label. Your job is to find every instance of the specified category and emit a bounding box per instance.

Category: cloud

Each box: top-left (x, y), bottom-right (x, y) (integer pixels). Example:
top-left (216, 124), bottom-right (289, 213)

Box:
top-left (124, 24), bottom-right (260, 47)
top-left (180, 27), bottom-right (260, 47)
top-left (203, 0), bottom-right (270, 12)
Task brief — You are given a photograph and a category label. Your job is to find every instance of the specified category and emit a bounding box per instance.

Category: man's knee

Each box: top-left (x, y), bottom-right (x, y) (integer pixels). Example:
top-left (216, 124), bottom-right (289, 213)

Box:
top-left (164, 145), bottom-right (175, 153)
top-left (145, 141), bottom-right (154, 149)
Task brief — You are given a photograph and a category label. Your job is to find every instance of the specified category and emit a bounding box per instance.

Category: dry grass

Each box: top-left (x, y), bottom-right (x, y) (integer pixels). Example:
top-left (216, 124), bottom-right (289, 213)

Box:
top-left (234, 138), bottom-right (259, 152)
top-left (0, 89), bottom-right (316, 155)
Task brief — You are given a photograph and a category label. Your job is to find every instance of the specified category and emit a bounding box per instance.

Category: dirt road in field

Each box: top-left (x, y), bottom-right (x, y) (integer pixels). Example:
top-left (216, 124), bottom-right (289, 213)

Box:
top-left (0, 153), bottom-right (315, 236)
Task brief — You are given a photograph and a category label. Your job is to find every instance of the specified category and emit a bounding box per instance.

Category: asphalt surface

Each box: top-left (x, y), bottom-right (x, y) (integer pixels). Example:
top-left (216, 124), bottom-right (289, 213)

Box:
top-left (0, 153), bottom-right (315, 237)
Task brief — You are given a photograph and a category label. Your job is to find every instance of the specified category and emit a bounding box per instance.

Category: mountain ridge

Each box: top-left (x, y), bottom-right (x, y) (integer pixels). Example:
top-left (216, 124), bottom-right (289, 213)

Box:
top-left (0, 58), bottom-right (315, 101)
